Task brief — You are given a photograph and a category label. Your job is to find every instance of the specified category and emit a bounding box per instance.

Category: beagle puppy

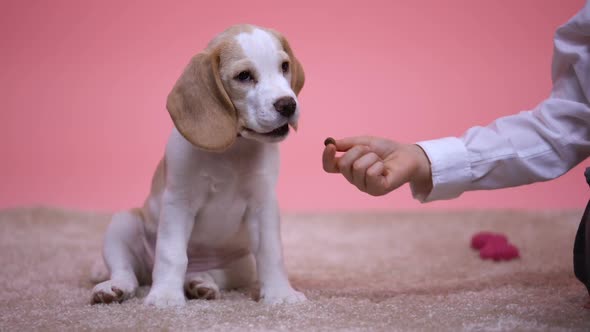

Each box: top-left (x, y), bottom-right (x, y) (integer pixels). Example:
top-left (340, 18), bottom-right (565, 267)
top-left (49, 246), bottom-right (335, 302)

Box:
top-left (90, 24), bottom-right (305, 307)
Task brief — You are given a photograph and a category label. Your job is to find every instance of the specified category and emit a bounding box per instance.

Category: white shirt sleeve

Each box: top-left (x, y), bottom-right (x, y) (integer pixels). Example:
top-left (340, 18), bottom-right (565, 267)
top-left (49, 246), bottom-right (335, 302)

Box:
top-left (412, 2), bottom-right (590, 203)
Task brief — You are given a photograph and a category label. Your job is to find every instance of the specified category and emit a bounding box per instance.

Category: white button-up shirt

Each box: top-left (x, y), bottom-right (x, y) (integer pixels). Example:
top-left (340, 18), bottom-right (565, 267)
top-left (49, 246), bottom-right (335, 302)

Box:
top-left (414, 1), bottom-right (590, 203)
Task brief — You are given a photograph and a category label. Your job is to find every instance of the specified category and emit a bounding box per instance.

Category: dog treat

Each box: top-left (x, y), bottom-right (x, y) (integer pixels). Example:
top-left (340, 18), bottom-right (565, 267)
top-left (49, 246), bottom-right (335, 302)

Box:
top-left (471, 231), bottom-right (519, 261)
top-left (324, 137), bottom-right (336, 146)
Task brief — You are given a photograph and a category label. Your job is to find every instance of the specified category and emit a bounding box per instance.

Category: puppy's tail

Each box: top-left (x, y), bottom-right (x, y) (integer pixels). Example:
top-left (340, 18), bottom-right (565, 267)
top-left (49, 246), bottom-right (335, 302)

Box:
top-left (89, 258), bottom-right (109, 284)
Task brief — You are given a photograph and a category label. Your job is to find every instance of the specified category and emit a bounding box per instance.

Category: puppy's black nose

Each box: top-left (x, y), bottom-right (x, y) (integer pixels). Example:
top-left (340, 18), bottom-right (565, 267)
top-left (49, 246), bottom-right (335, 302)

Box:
top-left (273, 97), bottom-right (296, 117)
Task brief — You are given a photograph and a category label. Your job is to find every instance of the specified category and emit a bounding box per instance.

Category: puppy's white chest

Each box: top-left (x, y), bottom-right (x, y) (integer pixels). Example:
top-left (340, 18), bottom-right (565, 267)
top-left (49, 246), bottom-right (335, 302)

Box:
top-left (199, 171), bottom-right (230, 194)
top-left (156, 132), bottom-right (279, 249)
top-left (186, 170), bottom-right (248, 246)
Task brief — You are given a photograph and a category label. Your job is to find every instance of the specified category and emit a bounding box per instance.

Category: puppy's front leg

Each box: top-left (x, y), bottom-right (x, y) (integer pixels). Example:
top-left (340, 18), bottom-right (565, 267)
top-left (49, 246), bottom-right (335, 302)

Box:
top-left (144, 193), bottom-right (196, 308)
top-left (247, 196), bottom-right (306, 305)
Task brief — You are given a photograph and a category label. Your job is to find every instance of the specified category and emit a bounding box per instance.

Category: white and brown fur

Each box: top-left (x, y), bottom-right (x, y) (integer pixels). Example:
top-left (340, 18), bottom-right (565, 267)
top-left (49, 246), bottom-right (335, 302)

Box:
top-left (90, 24), bottom-right (305, 307)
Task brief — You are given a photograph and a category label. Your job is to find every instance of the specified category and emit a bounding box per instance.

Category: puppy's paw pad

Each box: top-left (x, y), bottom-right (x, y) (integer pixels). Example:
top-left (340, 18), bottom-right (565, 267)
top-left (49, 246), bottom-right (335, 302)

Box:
top-left (92, 290), bottom-right (115, 304)
top-left (186, 280), bottom-right (220, 300)
top-left (91, 280), bottom-right (135, 305)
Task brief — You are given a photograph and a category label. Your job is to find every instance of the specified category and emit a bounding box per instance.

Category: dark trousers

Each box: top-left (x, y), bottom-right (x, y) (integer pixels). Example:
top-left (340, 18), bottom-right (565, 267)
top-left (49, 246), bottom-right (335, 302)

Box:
top-left (573, 168), bottom-right (590, 296)
top-left (574, 201), bottom-right (590, 295)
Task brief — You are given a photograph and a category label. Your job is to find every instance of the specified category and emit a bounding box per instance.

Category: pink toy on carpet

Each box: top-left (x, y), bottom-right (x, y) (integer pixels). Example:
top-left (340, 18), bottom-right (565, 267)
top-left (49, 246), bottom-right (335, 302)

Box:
top-left (471, 232), bottom-right (520, 261)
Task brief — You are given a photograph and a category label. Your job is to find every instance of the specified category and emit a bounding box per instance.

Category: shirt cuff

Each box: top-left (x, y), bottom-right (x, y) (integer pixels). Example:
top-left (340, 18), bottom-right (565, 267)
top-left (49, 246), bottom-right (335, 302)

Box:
top-left (412, 137), bottom-right (472, 202)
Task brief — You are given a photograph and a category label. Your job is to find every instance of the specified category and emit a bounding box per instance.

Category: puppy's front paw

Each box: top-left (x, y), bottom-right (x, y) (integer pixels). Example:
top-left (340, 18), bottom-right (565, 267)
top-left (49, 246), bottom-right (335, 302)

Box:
top-left (259, 286), bottom-right (306, 305)
top-left (91, 279), bottom-right (137, 304)
top-left (144, 287), bottom-right (186, 308)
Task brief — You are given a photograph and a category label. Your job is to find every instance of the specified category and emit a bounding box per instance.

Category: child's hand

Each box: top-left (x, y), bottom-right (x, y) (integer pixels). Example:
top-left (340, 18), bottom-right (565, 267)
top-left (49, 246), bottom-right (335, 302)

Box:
top-left (322, 136), bottom-right (433, 196)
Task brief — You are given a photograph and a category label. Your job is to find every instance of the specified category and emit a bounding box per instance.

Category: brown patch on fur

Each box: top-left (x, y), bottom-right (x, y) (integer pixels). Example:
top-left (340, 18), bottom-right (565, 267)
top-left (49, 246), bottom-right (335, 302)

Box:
top-left (166, 44), bottom-right (238, 152)
top-left (217, 40), bottom-right (249, 103)
top-left (130, 207), bottom-right (145, 221)
top-left (166, 25), bottom-right (257, 152)
top-left (266, 28), bottom-right (305, 96)
top-left (208, 25), bottom-right (255, 49)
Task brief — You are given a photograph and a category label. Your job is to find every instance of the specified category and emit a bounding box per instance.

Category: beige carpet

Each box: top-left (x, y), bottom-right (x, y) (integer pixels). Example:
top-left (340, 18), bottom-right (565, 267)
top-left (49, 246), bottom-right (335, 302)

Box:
top-left (1, 207), bottom-right (589, 331)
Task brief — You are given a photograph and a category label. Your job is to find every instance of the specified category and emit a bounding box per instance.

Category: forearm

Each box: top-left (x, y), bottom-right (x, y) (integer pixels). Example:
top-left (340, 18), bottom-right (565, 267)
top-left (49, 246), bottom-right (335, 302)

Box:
top-left (413, 97), bottom-right (590, 202)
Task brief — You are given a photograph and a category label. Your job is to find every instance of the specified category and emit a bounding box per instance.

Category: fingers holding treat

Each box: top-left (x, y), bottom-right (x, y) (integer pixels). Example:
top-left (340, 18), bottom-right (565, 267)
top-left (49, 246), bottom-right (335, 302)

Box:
top-left (322, 140), bottom-right (340, 173)
top-left (322, 136), bottom-right (381, 179)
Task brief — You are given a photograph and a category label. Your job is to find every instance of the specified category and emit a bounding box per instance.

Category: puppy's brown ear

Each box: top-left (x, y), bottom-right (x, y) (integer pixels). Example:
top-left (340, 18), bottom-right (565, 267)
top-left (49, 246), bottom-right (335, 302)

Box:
top-left (166, 51), bottom-right (237, 152)
top-left (270, 30), bottom-right (305, 96)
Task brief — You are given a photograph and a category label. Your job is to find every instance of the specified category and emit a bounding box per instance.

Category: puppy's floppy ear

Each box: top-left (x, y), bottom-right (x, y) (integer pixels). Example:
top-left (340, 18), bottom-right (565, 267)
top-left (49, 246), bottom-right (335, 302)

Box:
top-left (166, 50), bottom-right (237, 152)
top-left (270, 30), bottom-right (305, 96)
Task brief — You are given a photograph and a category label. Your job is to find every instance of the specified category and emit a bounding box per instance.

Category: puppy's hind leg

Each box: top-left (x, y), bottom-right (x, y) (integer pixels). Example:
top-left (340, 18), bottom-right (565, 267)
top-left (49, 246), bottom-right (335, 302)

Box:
top-left (91, 210), bottom-right (148, 304)
top-left (184, 254), bottom-right (256, 300)
top-left (185, 271), bottom-right (220, 300)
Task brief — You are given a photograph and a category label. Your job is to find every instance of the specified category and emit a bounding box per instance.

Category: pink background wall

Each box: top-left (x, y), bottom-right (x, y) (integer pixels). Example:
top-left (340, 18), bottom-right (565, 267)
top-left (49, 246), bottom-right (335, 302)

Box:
top-left (1, 0), bottom-right (588, 213)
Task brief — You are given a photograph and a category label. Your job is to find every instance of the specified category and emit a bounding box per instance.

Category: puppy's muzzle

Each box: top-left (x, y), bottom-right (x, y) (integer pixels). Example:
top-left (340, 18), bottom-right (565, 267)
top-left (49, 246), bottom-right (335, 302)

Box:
top-left (274, 97), bottom-right (297, 118)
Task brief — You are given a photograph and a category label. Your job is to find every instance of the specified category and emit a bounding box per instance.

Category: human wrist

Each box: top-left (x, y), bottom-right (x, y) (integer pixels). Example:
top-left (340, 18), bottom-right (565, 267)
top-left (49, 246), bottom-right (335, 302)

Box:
top-left (408, 144), bottom-right (433, 194)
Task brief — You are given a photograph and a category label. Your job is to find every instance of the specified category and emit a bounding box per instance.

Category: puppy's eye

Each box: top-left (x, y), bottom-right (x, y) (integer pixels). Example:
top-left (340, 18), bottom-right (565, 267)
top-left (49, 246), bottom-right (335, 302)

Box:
top-left (235, 71), bottom-right (253, 82)
top-left (281, 61), bottom-right (289, 73)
